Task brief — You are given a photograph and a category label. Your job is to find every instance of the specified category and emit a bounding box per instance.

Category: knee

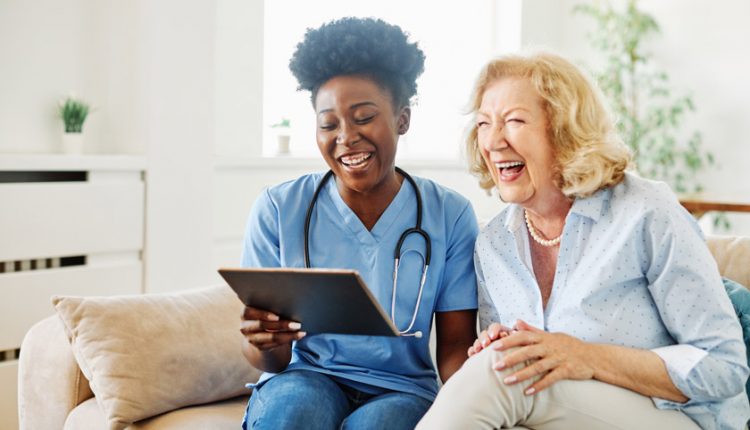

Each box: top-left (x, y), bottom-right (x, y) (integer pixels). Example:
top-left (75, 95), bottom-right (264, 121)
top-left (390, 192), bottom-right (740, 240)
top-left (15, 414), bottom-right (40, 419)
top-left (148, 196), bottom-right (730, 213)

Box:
top-left (459, 345), bottom-right (510, 380)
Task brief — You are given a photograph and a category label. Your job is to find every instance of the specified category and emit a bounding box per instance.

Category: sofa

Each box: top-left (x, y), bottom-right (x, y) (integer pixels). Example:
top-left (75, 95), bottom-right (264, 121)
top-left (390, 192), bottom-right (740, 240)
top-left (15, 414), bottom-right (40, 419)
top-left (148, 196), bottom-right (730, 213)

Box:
top-left (17, 236), bottom-right (750, 430)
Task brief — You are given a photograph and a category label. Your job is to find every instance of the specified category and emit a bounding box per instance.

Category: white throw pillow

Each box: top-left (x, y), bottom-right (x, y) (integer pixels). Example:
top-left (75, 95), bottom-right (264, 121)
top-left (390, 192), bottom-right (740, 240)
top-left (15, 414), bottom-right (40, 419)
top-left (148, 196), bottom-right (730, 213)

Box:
top-left (52, 285), bottom-right (260, 430)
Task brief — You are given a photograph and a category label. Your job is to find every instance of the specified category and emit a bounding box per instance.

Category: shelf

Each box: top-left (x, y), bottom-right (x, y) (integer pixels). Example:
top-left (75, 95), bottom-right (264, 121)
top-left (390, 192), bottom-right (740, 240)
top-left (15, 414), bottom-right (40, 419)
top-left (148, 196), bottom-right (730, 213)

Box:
top-left (0, 154), bottom-right (147, 171)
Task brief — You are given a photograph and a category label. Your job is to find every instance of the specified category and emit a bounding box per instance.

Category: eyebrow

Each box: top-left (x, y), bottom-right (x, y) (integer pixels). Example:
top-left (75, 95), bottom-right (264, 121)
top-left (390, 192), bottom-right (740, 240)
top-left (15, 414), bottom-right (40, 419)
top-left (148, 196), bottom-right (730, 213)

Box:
top-left (318, 101), bottom-right (378, 115)
top-left (476, 106), bottom-right (531, 117)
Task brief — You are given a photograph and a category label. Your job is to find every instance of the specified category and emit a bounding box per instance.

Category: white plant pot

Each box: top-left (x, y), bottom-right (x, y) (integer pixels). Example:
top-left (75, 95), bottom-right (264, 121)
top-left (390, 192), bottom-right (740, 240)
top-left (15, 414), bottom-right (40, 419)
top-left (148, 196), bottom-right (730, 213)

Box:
top-left (276, 134), bottom-right (291, 156)
top-left (61, 132), bottom-right (84, 154)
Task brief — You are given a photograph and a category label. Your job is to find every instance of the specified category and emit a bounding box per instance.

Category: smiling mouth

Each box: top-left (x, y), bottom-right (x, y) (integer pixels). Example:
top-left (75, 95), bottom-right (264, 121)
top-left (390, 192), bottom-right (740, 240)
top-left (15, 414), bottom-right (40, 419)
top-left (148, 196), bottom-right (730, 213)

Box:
top-left (340, 152), bottom-right (373, 167)
top-left (494, 160), bottom-right (526, 180)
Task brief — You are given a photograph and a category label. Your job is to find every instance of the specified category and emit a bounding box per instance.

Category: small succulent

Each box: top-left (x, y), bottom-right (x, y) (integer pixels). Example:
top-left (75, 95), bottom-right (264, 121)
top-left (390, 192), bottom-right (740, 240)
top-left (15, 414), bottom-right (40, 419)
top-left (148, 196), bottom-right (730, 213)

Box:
top-left (59, 96), bottom-right (90, 133)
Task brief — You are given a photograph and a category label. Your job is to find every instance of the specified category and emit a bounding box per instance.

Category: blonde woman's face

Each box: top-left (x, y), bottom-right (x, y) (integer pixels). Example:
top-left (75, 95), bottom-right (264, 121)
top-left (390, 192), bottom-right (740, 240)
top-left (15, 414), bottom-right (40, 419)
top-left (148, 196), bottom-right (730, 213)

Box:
top-left (476, 77), bottom-right (558, 207)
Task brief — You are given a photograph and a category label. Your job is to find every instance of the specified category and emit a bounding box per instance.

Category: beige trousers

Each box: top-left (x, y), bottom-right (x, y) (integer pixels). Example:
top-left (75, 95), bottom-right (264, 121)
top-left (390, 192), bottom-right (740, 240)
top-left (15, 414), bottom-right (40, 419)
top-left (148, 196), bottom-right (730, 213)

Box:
top-left (417, 346), bottom-right (699, 430)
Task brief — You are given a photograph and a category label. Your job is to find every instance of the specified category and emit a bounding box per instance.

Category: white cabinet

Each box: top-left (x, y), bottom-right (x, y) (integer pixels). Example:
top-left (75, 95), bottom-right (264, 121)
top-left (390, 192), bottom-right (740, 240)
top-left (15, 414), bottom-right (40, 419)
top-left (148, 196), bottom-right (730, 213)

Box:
top-left (0, 154), bottom-right (146, 430)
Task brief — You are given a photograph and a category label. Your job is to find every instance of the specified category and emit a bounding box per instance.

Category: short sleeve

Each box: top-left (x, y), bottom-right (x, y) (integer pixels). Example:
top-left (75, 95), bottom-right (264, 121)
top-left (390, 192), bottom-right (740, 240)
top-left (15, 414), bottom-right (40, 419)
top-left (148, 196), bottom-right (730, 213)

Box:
top-left (240, 188), bottom-right (282, 268)
top-left (435, 202), bottom-right (479, 312)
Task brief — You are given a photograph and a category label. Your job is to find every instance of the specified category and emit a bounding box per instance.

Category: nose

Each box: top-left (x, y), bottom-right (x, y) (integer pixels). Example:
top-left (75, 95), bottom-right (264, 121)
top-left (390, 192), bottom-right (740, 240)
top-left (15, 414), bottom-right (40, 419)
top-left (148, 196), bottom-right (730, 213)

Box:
top-left (481, 123), bottom-right (508, 152)
top-left (335, 121), bottom-right (359, 146)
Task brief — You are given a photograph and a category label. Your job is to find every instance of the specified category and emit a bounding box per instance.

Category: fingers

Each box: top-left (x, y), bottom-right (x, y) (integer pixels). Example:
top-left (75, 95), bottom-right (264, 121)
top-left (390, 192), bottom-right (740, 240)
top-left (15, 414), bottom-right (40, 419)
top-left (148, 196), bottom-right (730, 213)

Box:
top-left (240, 319), bottom-right (301, 334)
top-left (522, 368), bottom-right (567, 395)
top-left (242, 305), bottom-right (280, 322)
top-left (486, 323), bottom-right (502, 341)
top-left (240, 306), bottom-right (304, 350)
top-left (246, 331), bottom-right (307, 351)
top-left (497, 354), bottom-right (557, 385)
top-left (491, 330), bottom-right (543, 351)
top-left (514, 319), bottom-right (542, 332)
top-left (493, 344), bottom-right (547, 370)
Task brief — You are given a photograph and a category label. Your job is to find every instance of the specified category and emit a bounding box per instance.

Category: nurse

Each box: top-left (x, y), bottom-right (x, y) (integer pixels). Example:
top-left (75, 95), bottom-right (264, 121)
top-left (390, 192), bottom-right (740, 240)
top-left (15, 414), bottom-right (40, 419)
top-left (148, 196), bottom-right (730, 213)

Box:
top-left (239, 17), bottom-right (479, 430)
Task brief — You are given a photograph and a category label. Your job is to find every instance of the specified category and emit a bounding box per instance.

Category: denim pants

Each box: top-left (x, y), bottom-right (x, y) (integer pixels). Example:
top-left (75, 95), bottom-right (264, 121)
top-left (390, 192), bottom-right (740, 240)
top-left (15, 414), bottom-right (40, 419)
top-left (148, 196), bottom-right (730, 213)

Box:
top-left (242, 370), bottom-right (432, 430)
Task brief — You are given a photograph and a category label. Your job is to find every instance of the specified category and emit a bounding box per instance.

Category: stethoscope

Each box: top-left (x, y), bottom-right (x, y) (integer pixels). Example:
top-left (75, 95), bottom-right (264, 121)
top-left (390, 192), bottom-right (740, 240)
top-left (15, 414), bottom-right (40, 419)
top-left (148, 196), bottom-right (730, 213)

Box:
top-left (303, 167), bottom-right (431, 338)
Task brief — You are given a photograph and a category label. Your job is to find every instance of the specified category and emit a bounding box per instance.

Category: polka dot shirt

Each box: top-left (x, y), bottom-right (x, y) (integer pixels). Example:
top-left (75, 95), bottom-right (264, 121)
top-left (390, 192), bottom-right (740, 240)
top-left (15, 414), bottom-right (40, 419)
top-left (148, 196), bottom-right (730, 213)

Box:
top-left (475, 172), bottom-right (749, 430)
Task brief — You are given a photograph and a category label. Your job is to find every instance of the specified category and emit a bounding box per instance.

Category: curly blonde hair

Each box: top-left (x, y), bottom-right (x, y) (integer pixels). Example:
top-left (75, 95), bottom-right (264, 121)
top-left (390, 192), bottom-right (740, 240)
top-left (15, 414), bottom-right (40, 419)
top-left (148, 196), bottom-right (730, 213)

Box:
top-left (465, 52), bottom-right (631, 198)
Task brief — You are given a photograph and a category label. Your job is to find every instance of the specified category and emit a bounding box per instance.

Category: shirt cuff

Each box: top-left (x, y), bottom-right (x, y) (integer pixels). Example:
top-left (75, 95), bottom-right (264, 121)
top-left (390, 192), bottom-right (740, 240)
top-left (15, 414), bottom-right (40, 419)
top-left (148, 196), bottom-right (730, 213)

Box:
top-left (651, 344), bottom-right (708, 382)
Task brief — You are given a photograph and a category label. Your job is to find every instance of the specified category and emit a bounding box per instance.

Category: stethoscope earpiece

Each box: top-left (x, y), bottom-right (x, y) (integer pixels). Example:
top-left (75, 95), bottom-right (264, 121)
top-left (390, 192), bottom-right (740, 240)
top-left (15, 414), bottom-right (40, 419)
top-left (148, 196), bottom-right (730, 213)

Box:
top-left (304, 167), bottom-right (431, 339)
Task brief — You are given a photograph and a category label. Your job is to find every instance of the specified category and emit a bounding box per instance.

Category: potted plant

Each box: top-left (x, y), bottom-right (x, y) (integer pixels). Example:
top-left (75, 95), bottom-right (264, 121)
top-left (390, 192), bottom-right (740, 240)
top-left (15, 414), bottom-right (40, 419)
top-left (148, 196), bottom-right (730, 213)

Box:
top-left (58, 96), bottom-right (90, 154)
top-left (271, 117), bottom-right (291, 156)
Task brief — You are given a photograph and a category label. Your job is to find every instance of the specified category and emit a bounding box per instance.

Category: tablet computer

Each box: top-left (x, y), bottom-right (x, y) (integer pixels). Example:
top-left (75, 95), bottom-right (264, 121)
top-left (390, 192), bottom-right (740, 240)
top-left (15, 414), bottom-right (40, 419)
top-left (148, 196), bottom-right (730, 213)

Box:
top-left (218, 267), bottom-right (400, 337)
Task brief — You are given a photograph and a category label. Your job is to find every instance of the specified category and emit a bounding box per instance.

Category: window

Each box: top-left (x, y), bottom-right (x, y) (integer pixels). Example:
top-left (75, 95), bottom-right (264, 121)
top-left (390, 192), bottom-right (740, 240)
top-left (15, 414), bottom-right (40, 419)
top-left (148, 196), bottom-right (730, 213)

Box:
top-left (263, 0), bottom-right (494, 159)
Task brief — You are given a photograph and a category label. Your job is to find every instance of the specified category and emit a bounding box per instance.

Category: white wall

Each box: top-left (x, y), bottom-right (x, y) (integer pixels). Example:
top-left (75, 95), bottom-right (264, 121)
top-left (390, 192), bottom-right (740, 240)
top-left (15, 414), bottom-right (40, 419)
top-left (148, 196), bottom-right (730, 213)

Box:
top-left (0, 0), bottom-right (137, 154)
top-left (215, 0), bottom-right (264, 157)
top-left (0, 0), bottom-right (265, 293)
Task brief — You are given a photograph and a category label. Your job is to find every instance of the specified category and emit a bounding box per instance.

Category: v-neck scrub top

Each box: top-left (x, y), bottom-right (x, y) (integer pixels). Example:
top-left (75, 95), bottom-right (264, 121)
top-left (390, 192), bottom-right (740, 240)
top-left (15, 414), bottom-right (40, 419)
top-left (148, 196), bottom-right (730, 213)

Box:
top-left (241, 172), bottom-right (479, 401)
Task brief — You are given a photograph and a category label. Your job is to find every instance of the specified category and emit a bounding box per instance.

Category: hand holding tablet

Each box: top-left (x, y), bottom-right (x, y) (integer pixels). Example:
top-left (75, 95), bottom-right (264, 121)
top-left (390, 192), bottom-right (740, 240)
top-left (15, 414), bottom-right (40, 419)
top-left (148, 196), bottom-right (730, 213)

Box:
top-left (239, 305), bottom-right (306, 350)
top-left (219, 268), bottom-right (400, 337)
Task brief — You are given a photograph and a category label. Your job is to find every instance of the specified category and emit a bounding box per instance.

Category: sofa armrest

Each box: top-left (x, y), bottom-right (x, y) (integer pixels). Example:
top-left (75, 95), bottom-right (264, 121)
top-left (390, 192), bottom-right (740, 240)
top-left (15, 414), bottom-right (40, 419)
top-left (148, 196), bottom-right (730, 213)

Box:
top-left (18, 315), bottom-right (93, 430)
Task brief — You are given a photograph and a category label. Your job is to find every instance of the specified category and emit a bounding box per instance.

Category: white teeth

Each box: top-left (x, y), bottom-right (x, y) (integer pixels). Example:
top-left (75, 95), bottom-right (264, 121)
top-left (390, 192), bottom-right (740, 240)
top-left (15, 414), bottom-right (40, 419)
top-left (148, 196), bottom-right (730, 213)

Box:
top-left (495, 161), bottom-right (525, 169)
top-left (341, 153), bottom-right (372, 166)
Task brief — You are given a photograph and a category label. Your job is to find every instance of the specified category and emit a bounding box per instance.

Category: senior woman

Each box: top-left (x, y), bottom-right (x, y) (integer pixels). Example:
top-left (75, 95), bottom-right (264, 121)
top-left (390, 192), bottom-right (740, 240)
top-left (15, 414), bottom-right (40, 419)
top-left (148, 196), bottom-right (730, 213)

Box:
top-left (417, 53), bottom-right (749, 429)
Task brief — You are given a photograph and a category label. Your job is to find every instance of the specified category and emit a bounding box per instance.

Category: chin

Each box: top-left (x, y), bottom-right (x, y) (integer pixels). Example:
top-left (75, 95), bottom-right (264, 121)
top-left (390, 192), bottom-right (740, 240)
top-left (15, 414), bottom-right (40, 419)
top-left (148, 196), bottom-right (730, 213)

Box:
top-left (497, 187), bottom-right (529, 205)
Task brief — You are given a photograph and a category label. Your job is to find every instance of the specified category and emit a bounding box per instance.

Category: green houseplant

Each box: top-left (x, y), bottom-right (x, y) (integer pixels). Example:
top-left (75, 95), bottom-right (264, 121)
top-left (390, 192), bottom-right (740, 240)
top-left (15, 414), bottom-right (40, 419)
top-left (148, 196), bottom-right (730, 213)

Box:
top-left (573, 0), bottom-right (714, 195)
top-left (58, 96), bottom-right (90, 154)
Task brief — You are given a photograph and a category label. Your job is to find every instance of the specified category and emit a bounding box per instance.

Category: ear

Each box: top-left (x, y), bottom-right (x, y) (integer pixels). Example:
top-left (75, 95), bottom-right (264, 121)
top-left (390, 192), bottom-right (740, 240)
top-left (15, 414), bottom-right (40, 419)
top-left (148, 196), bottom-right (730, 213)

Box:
top-left (397, 107), bottom-right (411, 135)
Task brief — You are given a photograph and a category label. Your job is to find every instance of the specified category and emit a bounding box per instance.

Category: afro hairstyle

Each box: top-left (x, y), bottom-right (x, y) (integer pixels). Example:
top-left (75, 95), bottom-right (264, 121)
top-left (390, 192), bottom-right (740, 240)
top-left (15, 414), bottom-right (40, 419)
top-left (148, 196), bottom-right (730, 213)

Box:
top-left (289, 17), bottom-right (425, 108)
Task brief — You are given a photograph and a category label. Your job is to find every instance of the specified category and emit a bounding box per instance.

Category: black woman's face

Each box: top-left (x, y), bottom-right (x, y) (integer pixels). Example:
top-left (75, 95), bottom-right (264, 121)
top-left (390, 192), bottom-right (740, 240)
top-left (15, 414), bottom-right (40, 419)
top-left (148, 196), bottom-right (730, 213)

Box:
top-left (314, 75), bottom-right (410, 195)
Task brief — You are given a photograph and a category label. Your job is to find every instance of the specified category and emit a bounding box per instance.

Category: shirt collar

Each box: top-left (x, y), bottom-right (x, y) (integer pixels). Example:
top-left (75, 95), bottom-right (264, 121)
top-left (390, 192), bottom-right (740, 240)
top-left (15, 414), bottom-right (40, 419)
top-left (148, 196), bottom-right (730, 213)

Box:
top-left (503, 185), bottom-right (612, 233)
top-left (569, 186), bottom-right (612, 222)
top-left (504, 204), bottom-right (525, 233)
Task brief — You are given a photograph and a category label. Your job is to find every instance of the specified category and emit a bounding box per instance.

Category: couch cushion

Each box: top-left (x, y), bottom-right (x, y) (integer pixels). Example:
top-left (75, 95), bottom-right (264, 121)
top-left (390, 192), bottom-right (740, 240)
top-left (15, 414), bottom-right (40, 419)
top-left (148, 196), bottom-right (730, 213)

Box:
top-left (52, 285), bottom-right (261, 430)
top-left (707, 235), bottom-right (750, 288)
top-left (64, 396), bottom-right (250, 430)
top-left (723, 277), bottom-right (750, 398)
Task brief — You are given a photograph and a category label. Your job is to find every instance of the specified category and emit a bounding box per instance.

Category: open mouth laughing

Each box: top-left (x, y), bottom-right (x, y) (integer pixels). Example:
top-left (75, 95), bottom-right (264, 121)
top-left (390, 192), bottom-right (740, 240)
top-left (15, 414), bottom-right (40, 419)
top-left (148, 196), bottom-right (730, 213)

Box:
top-left (494, 160), bottom-right (526, 181)
top-left (339, 152), bottom-right (373, 168)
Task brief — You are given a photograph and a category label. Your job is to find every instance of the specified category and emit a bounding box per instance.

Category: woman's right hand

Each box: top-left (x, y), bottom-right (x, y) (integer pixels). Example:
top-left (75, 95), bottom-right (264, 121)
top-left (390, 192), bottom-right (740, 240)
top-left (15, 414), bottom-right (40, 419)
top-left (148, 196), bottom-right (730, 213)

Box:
top-left (468, 322), bottom-right (513, 357)
top-left (240, 306), bottom-right (306, 351)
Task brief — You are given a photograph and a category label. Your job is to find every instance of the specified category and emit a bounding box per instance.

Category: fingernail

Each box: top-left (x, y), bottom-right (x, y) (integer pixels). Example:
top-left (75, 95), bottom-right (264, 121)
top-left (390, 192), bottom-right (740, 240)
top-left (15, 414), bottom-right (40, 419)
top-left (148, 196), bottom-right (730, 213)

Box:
top-left (503, 375), bottom-right (516, 384)
top-left (492, 341), bottom-right (503, 350)
top-left (493, 360), bottom-right (505, 370)
top-left (297, 331), bottom-right (307, 338)
top-left (525, 387), bottom-right (535, 395)
top-left (289, 322), bottom-right (301, 330)
top-left (267, 314), bottom-right (279, 321)
top-left (482, 339), bottom-right (489, 347)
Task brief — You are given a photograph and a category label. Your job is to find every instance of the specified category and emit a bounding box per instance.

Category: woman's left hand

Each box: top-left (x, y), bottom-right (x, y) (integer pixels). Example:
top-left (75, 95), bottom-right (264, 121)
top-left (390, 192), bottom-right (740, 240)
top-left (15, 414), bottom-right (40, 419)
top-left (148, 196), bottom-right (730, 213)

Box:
top-left (492, 320), bottom-right (596, 395)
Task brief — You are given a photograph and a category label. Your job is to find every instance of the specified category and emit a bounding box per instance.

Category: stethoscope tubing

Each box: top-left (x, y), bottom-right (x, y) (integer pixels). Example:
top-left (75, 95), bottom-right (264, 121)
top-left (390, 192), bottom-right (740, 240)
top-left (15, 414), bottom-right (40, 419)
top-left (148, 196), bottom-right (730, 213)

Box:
top-left (303, 167), bottom-right (431, 337)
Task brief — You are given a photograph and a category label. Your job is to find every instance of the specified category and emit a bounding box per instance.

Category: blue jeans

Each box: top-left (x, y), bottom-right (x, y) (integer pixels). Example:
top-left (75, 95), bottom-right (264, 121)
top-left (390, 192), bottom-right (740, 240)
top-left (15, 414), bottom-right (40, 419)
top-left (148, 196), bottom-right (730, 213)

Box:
top-left (242, 370), bottom-right (432, 430)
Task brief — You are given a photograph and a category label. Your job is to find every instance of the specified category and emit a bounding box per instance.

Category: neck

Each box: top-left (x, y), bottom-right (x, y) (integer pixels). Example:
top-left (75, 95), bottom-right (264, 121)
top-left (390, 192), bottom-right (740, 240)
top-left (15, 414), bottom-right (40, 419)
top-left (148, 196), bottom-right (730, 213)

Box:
top-left (336, 170), bottom-right (403, 230)
top-left (523, 192), bottom-right (572, 240)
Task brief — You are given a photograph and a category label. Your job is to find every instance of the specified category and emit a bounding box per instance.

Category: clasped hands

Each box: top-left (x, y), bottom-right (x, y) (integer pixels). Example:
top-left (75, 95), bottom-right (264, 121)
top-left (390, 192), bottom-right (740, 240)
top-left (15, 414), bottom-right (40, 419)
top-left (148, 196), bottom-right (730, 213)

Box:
top-left (468, 320), bottom-right (596, 395)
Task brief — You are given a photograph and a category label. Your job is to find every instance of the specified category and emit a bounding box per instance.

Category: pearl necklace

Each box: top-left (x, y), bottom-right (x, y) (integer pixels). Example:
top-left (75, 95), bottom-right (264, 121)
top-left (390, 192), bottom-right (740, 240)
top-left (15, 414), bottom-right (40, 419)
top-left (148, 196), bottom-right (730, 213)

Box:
top-left (524, 210), bottom-right (562, 247)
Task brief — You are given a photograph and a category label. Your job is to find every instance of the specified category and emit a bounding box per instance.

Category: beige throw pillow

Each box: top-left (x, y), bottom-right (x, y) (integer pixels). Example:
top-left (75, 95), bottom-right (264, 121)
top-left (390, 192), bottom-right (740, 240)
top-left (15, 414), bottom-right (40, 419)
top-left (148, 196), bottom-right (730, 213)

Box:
top-left (52, 285), bottom-right (260, 430)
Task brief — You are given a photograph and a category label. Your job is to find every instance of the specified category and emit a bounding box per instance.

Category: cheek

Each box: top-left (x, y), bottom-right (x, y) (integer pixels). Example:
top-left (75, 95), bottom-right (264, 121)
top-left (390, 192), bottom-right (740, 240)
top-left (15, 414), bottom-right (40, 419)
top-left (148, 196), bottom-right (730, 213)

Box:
top-left (315, 132), bottom-right (332, 151)
top-left (476, 129), bottom-right (490, 151)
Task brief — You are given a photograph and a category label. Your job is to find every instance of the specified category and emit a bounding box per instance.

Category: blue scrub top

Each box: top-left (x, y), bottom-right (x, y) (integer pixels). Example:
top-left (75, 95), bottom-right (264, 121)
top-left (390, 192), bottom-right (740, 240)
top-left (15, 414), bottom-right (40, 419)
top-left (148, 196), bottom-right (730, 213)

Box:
top-left (241, 172), bottom-right (478, 401)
